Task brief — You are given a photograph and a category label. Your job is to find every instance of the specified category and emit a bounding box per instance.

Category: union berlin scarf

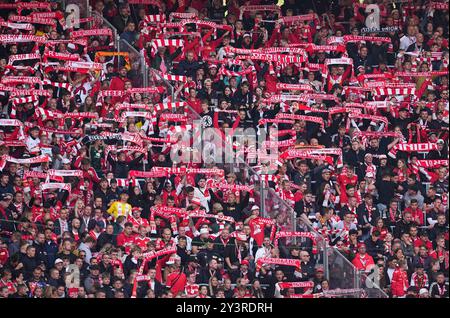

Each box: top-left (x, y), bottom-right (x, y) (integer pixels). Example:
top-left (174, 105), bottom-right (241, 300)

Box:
top-left (263, 135), bottom-right (297, 149)
top-left (239, 5), bottom-right (281, 19)
top-left (0, 119), bottom-right (25, 139)
top-left (43, 51), bottom-right (80, 62)
top-left (8, 15), bottom-right (56, 27)
top-left (279, 149), bottom-right (329, 161)
top-left (276, 83), bottom-right (313, 91)
top-left (0, 35), bottom-right (47, 44)
top-left (114, 103), bottom-right (155, 117)
top-left (23, 171), bottom-right (63, 183)
top-left (0, 22), bottom-right (33, 31)
top-left (213, 181), bottom-right (254, 193)
top-left (414, 160), bottom-right (449, 168)
top-left (2, 76), bottom-right (42, 85)
top-left (120, 111), bottom-right (154, 122)
top-left (325, 57), bottom-right (354, 68)
top-left (278, 13), bottom-right (318, 24)
top-left (131, 244), bottom-right (177, 298)
top-left (258, 118), bottom-right (295, 126)
top-left (48, 169), bottom-right (83, 178)
top-left (0, 119), bottom-right (23, 128)
top-left (150, 39), bottom-right (184, 56)
top-left (224, 46), bottom-right (306, 56)
top-left (388, 142), bottom-right (438, 158)
top-left (128, 170), bottom-right (167, 179)
top-left (274, 231), bottom-right (318, 254)
top-left (169, 12), bottom-right (197, 21)
top-left (159, 113), bottom-right (188, 125)
top-left (235, 52), bottom-right (306, 64)
top-left (305, 44), bottom-right (346, 54)
top-left (256, 257), bottom-right (301, 271)
top-left (347, 112), bottom-right (388, 130)
top-left (278, 281), bottom-right (315, 289)
top-left (0, 154), bottom-right (50, 171)
top-left (276, 113), bottom-right (325, 129)
top-left (40, 182), bottom-right (71, 192)
top-left (263, 93), bottom-right (340, 104)
top-left (396, 71), bottom-right (448, 78)
top-left (218, 65), bottom-right (257, 87)
top-left (70, 28), bottom-right (113, 38)
top-left (429, 2), bottom-right (449, 10)
top-left (82, 132), bottom-right (143, 147)
top-left (149, 206), bottom-right (187, 234)
top-left (8, 53), bottom-right (41, 65)
top-left (327, 35), bottom-right (391, 44)
top-left (353, 131), bottom-right (402, 140)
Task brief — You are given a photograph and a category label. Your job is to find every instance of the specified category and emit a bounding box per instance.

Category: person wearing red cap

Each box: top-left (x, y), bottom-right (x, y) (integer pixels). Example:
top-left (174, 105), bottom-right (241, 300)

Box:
top-left (238, 259), bottom-right (255, 282)
top-left (352, 242), bottom-right (375, 272)
top-left (128, 207), bottom-right (150, 233)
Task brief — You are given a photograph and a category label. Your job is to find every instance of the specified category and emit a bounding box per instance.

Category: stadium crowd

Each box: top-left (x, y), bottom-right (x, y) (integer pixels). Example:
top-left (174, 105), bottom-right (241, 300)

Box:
top-left (0, 0), bottom-right (449, 299)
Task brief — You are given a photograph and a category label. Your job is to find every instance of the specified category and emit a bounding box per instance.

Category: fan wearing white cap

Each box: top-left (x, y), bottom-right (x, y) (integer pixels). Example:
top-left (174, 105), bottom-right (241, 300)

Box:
top-left (191, 226), bottom-right (210, 255)
top-left (244, 205), bottom-right (260, 224)
top-left (363, 153), bottom-right (377, 178)
top-left (425, 138), bottom-right (448, 160)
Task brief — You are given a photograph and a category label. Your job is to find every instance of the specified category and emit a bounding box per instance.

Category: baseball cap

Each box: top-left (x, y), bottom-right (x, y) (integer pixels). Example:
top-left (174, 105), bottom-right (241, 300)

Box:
top-left (241, 259), bottom-right (250, 266)
top-left (251, 205), bottom-right (260, 211)
top-left (379, 154), bottom-right (387, 160)
top-left (199, 228), bottom-right (209, 235)
top-left (243, 33), bottom-right (251, 38)
top-left (437, 139), bottom-right (445, 144)
top-left (419, 288), bottom-right (428, 295)
top-left (54, 258), bottom-right (64, 265)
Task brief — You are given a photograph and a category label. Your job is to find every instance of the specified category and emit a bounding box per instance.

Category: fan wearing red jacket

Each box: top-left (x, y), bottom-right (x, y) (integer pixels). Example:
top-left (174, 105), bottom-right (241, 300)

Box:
top-left (337, 166), bottom-right (359, 205)
top-left (116, 222), bottom-right (137, 254)
top-left (133, 225), bottom-right (151, 252)
top-left (352, 243), bottom-right (375, 271)
top-left (404, 199), bottom-right (424, 225)
top-left (391, 260), bottom-right (410, 298)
